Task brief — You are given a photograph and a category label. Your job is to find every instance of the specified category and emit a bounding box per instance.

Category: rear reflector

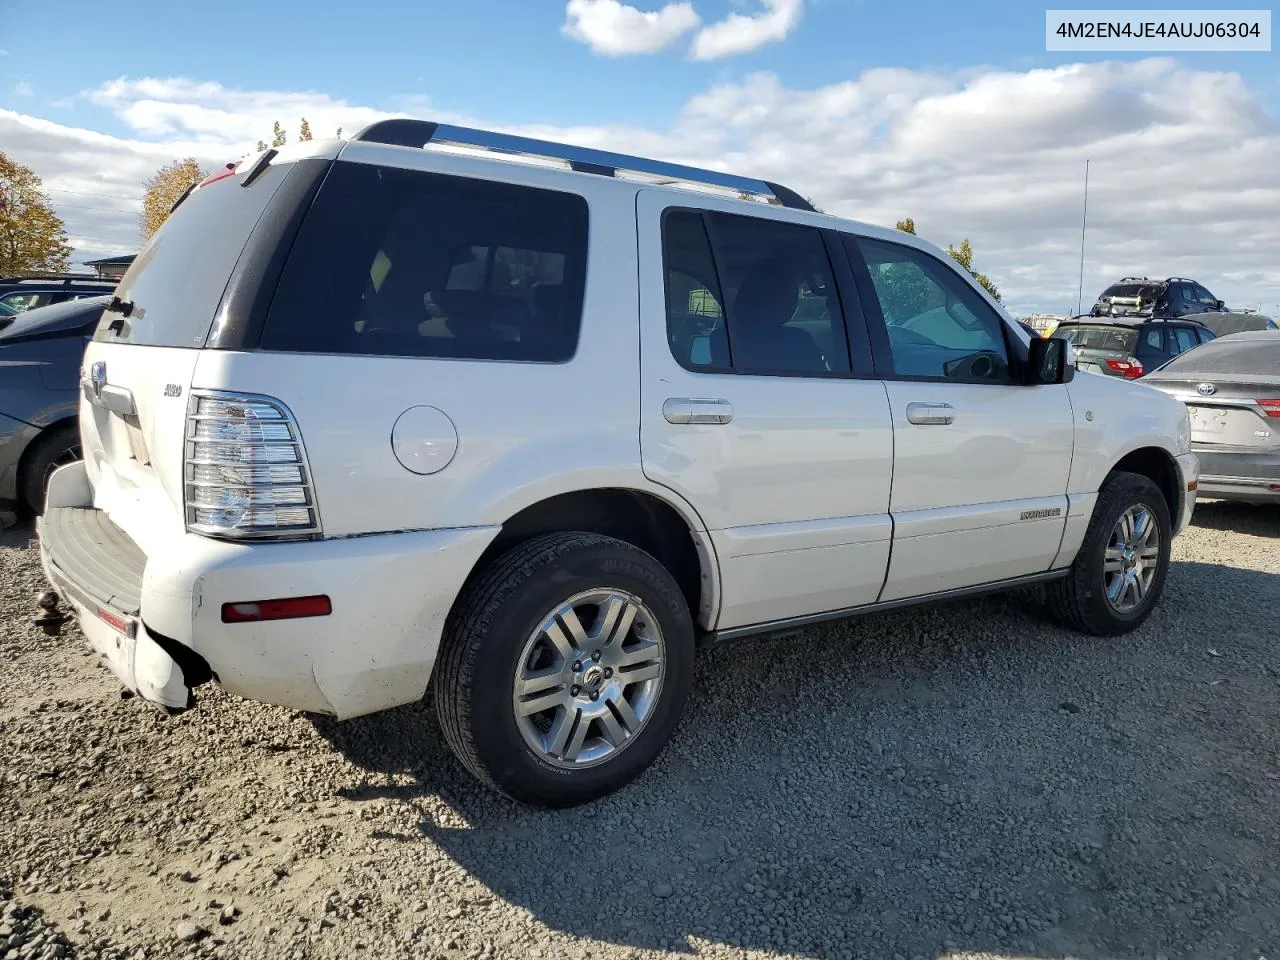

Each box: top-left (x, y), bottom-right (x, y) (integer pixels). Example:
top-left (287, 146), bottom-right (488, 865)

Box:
top-left (1187, 480), bottom-right (1198, 492)
top-left (1257, 399), bottom-right (1280, 419)
top-left (96, 606), bottom-right (137, 638)
top-left (221, 595), bottom-right (332, 624)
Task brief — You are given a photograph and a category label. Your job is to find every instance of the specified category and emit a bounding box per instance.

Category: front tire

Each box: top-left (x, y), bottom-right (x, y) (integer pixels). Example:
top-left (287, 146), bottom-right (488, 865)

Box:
top-left (1047, 471), bottom-right (1171, 636)
top-left (434, 532), bottom-right (695, 807)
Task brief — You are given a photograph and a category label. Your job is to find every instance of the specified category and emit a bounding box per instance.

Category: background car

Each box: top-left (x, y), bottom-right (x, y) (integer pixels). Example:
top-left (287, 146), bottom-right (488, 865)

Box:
top-left (0, 274), bottom-right (117, 315)
top-left (1091, 276), bottom-right (1228, 321)
top-left (1052, 316), bottom-right (1214, 379)
top-left (0, 296), bottom-right (107, 513)
top-left (1143, 331), bottom-right (1280, 504)
top-left (1191, 311), bottom-right (1279, 338)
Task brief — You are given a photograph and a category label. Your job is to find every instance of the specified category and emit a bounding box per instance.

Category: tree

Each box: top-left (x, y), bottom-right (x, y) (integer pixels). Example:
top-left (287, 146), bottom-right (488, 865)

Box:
top-left (271, 121), bottom-right (287, 148)
top-left (946, 238), bottom-right (1002, 302)
top-left (336, 126), bottom-right (343, 139)
top-left (298, 118), bottom-right (312, 142)
top-left (895, 215), bottom-right (1002, 302)
top-left (141, 158), bottom-right (207, 240)
top-left (0, 151), bottom-right (72, 275)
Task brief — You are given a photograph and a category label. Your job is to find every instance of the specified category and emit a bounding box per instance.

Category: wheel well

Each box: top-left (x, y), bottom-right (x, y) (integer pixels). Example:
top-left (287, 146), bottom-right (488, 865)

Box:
top-left (472, 489), bottom-right (705, 621)
top-left (16, 418), bottom-right (78, 498)
top-left (1111, 447), bottom-right (1178, 515)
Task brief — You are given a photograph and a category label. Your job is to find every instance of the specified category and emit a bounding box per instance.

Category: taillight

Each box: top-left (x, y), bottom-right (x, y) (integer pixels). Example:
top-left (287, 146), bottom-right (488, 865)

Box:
top-left (184, 391), bottom-right (320, 539)
top-left (1258, 399), bottom-right (1280, 419)
top-left (1105, 358), bottom-right (1145, 379)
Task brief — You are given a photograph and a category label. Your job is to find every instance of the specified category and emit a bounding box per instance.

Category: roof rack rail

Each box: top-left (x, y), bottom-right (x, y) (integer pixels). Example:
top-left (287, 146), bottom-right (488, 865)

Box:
top-left (351, 118), bottom-right (817, 213)
top-left (0, 273), bottom-right (114, 285)
top-left (1165, 277), bottom-right (1196, 283)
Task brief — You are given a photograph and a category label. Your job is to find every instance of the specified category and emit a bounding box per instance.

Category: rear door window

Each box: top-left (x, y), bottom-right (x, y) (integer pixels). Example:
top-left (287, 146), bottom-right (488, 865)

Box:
top-left (1172, 327), bottom-right (1199, 352)
top-left (1143, 328), bottom-right (1165, 351)
top-left (261, 162), bottom-right (589, 363)
top-left (94, 163), bottom-right (293, 347)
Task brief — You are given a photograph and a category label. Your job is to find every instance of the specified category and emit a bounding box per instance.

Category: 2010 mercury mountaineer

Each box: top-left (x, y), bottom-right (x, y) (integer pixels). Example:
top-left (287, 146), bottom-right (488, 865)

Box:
top-left (37, 121), bottom-right (1199, 807)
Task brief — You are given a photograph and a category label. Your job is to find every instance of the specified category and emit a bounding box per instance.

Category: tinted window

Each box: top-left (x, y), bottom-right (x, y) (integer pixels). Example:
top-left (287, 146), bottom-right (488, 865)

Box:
top-left (856, 237), bottom-right (1010, 381)
top-left (1196, 326), bottom-right (1216, 344)
top-left (662, 212), bottom-right (730, 369)
top-left (1143, 327), bottom-right (1164, 351)
top-left (1193, 284), bottom-right (1219, 306)
top-left (661, 210), bottom-right (850, 376)
top-left (262, 162), bottom-right (588, 363)
top-left (1158, 337), bottom-right (1280, 376)
top-left (95, 163), bottom-right (291, 347)
top-left (1173, 327), bottom-right (1199, 352)
top-left (1054, 324), bottom-right (1140, 353)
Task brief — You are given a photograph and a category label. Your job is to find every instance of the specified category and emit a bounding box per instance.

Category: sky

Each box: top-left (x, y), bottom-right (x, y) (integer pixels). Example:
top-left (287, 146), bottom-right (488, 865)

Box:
top-left (0, 0), bottom-right (1276, 316)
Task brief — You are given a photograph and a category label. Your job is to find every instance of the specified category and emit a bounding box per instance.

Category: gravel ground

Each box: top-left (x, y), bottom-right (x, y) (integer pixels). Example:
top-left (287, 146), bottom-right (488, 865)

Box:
top-left (1, 503), bottom-right (1278, 960)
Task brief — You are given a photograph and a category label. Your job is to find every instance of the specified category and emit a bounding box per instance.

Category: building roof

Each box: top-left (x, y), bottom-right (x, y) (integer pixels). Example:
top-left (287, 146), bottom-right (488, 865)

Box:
top-left (82, 255), bottom-right (137, 267)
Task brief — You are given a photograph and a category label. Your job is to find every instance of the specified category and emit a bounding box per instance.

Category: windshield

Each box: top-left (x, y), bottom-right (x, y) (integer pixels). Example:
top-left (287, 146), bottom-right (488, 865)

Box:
top-left (0, 301), bottom-right (16, 318)
top-left (1101, 283), bottom-right (1159, 300)
top-left (1054, 324), bottom-right (1139, 352)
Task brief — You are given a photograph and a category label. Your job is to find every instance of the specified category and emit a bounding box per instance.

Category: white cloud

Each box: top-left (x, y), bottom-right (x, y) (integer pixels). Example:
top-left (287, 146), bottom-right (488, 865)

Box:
top-left (14, 81), bottom-right (33, 97)
top-left (562, 0), bottom-right (700, 56)
top-left (3, 61), bottom-right (1278, 314)
top-left (86, 76), bottom-right (391, 145)
top-left (690, 0), bottom-right (803, 60)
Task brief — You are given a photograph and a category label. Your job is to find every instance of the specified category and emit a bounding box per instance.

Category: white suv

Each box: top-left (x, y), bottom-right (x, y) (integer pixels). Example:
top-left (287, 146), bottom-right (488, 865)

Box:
top-left (38, 121), bottom-right (1198, 807)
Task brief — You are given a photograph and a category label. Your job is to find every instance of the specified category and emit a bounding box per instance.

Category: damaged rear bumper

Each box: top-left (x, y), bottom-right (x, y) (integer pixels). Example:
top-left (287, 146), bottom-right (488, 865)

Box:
top-left (36, 461), bottom-right (498, 720)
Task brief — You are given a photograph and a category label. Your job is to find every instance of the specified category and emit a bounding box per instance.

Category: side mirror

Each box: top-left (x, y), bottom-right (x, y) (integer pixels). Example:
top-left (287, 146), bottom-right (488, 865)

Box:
top-left (1215, 299), bottom-right (1225, 310)
top-left (1026, 335), bottom-right (1075, 385)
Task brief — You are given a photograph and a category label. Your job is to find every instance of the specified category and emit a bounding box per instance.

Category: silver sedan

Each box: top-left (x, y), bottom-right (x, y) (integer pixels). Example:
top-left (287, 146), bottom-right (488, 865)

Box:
top-left (1143, 331), bottom-right (1280, 504)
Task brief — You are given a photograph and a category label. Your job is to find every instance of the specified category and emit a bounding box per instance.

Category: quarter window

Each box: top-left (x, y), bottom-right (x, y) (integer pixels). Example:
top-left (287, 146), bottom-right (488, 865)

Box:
top-left (854, 237), bottom-right (1011, 382)
top-left (1173, 327), bottom-right (1199, 353)
top-left (262, 162), bottom-right (589, 362)
top-left (661, 209), bottom-right (850, 376)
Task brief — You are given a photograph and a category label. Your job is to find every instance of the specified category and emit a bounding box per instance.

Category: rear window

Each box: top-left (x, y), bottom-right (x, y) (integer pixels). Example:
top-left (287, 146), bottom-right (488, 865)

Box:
top-left (1101, 282), bottom-right (1159, 300)
top-left (259, 162), bottom-right (589, 363)
top-left (1159, 337), bottom-right (1280, 375)
top-left (94, 164), bottom-right (290, 347)
top-left (1055, 324), bottom-right (1139, 352)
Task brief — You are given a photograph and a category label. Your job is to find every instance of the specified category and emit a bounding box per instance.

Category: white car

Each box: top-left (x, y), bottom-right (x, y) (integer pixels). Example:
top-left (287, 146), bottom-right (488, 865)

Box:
top-left (37, 123), bottom-right (1198, 806)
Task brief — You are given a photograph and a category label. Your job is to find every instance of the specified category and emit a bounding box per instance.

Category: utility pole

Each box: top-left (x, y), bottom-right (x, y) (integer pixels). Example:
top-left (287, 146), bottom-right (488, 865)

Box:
top-left (1076, 159), bottom-right (1090, 317)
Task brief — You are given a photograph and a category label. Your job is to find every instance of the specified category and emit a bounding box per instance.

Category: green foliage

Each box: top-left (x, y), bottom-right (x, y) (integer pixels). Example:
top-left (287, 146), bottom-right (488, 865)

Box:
top-left (298, 118), bottom-right (312, 142)
top-left (896, 216), bottom-right (1002, 302)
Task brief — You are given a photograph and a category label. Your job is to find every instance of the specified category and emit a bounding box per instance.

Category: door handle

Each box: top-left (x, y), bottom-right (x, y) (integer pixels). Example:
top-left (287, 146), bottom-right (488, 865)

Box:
top-left (663, 398), bottom-right (734, 425)
top-left (905, 401), bottom-right (954, 425)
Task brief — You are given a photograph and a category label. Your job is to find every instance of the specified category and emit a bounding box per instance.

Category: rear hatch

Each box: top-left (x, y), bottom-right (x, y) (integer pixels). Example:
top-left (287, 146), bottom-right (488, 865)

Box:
top-left (1094, 281), bottom-right (1160, 318)
top-left (1054, 323), bottom-right (1141, 377)
top-left (78, 144), bottom-right (337, 553)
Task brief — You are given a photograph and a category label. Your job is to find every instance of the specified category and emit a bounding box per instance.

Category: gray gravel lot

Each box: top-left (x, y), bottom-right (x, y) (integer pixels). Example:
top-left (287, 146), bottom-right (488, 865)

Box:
top-left (1, 504), bottom-right (1278, 960)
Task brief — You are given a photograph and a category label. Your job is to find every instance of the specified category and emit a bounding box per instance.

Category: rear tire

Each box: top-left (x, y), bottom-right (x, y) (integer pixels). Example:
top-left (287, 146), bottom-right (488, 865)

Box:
top-left (20, 423), bottom-right (81, 516)
top-left (1047, 470), bottom-right (1171, 636)
top-left (434, 532), bottom-right (695, 807)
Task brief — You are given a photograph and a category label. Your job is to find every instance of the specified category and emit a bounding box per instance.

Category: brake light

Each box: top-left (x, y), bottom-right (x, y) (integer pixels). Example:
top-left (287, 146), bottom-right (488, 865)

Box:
top-left (1258, 399), bottom-right (1280, 419)
top-left (222, 595), bottom-right (332, 623)
top-left (197, 163), bottom-right (238, 189)
top-left (1105, 358), bottom-right (1145, 379)
top-left (184, 391), bottom-right (321, 539)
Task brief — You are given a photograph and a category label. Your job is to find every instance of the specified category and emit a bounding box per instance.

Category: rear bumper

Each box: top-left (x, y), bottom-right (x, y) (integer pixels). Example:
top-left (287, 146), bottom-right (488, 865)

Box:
top-left (37, 461), bottom-right (499, 719)
top-left (1190, 446), bottom-right (1279, 503)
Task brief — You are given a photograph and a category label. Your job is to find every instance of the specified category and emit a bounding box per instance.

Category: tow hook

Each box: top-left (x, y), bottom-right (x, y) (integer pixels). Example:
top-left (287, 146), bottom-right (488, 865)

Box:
top-left (33, 590), bottom-right (68, 636)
